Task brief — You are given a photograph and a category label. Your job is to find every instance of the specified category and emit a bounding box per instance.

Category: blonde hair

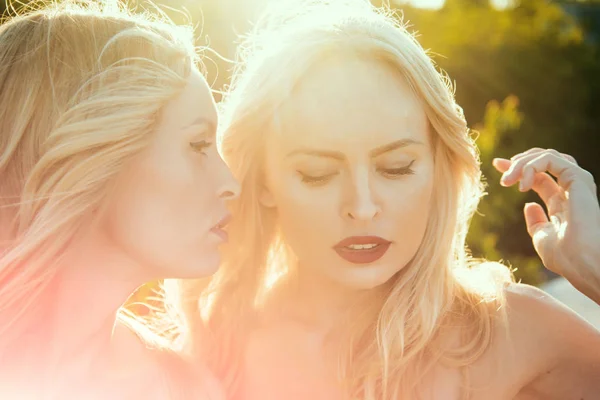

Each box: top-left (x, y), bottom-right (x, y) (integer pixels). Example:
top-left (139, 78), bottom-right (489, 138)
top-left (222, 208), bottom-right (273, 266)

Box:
top-left (180, 1), bottom-right (513, 399)
top-left (0, 0), bottom-right (199, 383)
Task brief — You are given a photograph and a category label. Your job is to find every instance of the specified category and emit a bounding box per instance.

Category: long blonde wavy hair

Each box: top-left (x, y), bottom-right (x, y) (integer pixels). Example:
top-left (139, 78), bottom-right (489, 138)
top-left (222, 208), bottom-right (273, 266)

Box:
top-left (0, 0), bottom-right (198, 373)
top-left (179, 1), bottom-right (514, 399)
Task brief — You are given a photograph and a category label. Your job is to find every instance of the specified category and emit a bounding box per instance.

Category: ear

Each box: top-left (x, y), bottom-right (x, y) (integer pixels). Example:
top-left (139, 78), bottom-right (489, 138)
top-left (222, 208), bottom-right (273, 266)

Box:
top-left (259, 185), bottom-right (276, 208)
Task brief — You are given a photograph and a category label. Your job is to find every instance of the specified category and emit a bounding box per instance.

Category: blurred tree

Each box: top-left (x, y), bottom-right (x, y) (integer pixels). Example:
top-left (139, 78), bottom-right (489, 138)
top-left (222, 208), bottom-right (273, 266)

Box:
top-left (399, 1), bottom-right (600, 284)
top-left (1, 0), bottom-right (597, 290)
top-left (468, 96), bottom-right (546, 284)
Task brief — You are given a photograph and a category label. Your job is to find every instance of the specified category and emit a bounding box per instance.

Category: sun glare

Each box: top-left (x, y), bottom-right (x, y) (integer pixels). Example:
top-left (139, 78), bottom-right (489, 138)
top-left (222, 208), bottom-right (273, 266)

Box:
top-left (399, 0), bottom-right (512, 9)
top-left (229, 0), bottom-right (515, 12)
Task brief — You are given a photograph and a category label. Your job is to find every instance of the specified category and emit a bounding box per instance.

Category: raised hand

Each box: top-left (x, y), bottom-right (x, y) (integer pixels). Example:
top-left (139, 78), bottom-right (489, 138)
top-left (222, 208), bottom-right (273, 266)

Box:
top-left (493, 148), bottom-right (600, 304)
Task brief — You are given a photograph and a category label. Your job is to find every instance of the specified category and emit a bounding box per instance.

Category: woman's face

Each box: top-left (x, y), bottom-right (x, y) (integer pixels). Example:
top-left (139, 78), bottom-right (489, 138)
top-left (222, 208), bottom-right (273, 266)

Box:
top-left (103, 68), bottom-right (239, 279)
top-left (262, 57), bottom-right (435, 289)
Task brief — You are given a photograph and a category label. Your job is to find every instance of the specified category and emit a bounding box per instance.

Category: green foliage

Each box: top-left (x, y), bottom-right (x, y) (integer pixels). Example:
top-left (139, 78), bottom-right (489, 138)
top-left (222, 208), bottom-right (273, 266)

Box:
top-left (2, 0), bottom-right (598, 288)
top-left (398, 1), bottom-right (600, 284)
top-left (468, 96), bottom-right (546, 284)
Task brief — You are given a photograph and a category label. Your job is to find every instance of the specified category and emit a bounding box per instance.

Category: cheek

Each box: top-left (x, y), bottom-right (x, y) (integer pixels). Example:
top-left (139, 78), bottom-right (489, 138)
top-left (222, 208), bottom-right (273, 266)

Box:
top-left (271, 177), bottom-right (338, 252)
top-left (396, 177), bottom-right (433, 214)
top-left (102, 151), bottom-right (217, 274)
top-left (387, 173), bottom-right (434, 250)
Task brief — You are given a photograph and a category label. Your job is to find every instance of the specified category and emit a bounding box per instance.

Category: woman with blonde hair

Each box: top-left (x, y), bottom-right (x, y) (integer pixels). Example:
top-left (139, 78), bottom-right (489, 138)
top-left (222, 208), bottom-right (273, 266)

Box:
top-left (0, 1), bottom-right (236, 398)
top-left (180, 1), bottom-right (600, 399)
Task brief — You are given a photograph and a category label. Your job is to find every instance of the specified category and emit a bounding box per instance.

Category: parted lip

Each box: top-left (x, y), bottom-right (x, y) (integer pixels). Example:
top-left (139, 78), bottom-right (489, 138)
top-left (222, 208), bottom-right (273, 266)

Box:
top-left (333, 235), bottom-right (391, 249)
top-left (211, 214), bottom-right (232, 231)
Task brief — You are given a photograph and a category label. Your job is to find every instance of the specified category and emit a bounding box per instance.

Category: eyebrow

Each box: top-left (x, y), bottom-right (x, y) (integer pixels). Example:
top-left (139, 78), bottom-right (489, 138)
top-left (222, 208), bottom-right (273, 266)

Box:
top-left (182, 117), bottom-right (216, 134)
top-left (286, 139), bottom-right (424, 160)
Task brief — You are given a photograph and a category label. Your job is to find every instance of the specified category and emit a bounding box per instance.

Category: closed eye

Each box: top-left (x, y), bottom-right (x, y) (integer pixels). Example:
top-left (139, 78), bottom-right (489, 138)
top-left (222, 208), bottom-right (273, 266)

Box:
top-left (378, 160), bottom-right (415, 178)
top-left (190, 140), bottom-right (212, 155)
top-left (298, 171), bottom-right (338, 186)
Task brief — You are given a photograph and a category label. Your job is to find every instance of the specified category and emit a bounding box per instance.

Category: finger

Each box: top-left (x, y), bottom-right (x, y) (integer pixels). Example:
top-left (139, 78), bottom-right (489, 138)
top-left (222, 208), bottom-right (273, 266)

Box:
top-left (510, 148), bottom-right (577, 172)
top-left (502, 150), bottom-right (571, 187)
top-left (492, 158), bottom-right (511, 173)
top-left (523, 152), bottom-right (593, 192)
top-left (501, 152), bottom-right (546, 186)
top-left (496, 157), bottom-right (563, 209)
top-left (523, 202), bottom-right (558, 274)
top-left (528, 172), bottom-right (562, 206)
top-left (561, 153), bottom-right (577, 165)
top-left (495, 154), bottom-right (558, 194)
top-left (510, 147), bottom-right (544, 161)
top-left (518, 166), bottom-right (535, 191)
top-left (523, 202), bottom-right (549, 238)
top-left (510, 147), bottom-right (571, 164)
top-left (515, 168), bottom-right (564, 218)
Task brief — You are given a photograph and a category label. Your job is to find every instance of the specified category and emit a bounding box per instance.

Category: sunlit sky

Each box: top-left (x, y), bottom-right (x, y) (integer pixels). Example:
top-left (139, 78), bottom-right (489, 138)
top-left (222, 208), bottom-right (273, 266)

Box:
top-left (230, 0), bottom-right (514, 15)
top-left (418, 0), bottom-right (509, 9)
top-left (400, 0), bottom-right (512, 9)
top-left (408, 0), bottom-right (445, 8)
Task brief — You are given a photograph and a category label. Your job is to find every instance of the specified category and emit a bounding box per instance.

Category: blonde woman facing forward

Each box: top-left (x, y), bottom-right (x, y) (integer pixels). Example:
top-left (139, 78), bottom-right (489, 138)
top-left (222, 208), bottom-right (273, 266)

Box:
top-left (180, 1), bottom-right (600, 399)
top-left (0, 2), bottom-right (237, 399)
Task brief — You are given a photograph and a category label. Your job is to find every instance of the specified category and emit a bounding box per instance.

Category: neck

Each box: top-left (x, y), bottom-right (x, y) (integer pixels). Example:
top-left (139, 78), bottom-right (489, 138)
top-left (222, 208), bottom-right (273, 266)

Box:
top-left (277, 264), bottom-right (370, 333)
top-left (45, 232), bottom-right (149, 372)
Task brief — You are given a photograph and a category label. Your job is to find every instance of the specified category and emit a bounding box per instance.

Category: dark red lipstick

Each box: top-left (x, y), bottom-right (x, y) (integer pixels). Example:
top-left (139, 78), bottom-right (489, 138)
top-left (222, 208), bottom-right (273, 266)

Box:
top-left (333, 236), bottom-right (391, 265)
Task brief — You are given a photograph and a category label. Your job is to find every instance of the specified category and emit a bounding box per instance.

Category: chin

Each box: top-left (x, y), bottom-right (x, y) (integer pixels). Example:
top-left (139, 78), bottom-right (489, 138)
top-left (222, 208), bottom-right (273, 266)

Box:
top-left (172, 252), bottom-right (221, 279)
top-left (336, 263), bottom-right (401, 290)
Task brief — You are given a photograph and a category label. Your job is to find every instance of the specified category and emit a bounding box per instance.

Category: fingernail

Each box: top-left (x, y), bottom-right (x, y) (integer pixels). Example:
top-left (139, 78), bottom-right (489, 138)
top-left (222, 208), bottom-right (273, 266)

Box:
top-left (518, 180), bottom-right (525, 191)
top-left (493, 158), bottom-right (509, 167)
top-left (500, 174), bottom-right (509, 186)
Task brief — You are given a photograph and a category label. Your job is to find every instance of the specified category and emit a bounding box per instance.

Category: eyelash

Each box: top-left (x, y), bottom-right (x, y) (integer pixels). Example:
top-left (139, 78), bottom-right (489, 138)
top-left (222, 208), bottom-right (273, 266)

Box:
top-left (189, 140), bottom-right (212, 155)
top-left (299, 172), bottom-right (339, 185)
top-left (377, 160), bottom-right (416, 179)
top-left (299, 160), bottom-right (416, 186)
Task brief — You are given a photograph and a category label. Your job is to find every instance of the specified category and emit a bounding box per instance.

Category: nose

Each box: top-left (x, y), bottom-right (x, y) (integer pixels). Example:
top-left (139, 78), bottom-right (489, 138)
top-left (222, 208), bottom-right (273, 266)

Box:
top-left (215, 159), bottom-right (240, 200)
top-left (342, 168), bottom-right (381, 221)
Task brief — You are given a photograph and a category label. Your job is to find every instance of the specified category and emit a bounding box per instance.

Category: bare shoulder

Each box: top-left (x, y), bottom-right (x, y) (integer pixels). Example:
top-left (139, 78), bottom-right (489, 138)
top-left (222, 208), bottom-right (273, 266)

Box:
top-left (503, 282), bottom-right (600, 353)
top-left (111, 322), bottom-right (160, 373)
top-left (468, 282), bottom-right (600, 399)
top-left (106, 323), bottom-right (167, 398)
top-left (109, 323), bottom-right (225, 400)
top-left (505, 283), bottom-right (600, 399)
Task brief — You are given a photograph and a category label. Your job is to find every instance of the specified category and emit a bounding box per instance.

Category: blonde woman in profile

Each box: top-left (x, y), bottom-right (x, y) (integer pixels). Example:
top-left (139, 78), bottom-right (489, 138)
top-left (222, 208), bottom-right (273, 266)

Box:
top-left (0, 1), bottom-right (237, 399)
top-left (178, 1), bottom-right (600, 399)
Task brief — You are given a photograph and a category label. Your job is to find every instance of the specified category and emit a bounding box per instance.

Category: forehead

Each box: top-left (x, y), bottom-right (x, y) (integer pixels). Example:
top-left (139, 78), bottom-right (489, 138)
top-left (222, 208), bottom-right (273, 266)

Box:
top-left (273, 55), bottom-right (429, 153)
top-left (160, 68), bottom-right (217, 129)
